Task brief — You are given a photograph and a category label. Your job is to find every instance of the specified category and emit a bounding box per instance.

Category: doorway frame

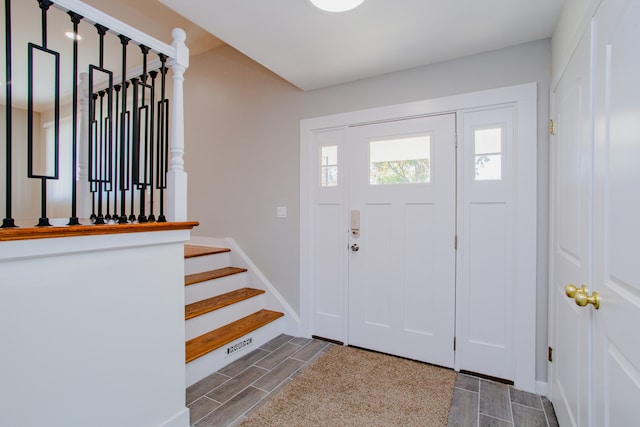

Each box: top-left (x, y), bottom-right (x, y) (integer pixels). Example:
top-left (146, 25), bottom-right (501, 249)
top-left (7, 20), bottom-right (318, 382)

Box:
top-left (300, 83), bottom-right (538, 391)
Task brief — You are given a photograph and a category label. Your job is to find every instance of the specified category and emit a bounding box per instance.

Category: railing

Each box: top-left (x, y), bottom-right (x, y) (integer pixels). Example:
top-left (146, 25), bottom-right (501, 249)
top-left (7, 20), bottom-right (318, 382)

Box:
top-left (1, 0), bottom-right (188, 229)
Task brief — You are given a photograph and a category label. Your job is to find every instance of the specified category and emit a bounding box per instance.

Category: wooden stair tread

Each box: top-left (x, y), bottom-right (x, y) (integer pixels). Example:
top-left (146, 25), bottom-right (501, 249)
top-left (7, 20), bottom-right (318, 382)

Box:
top-left (185, 288), bottom-right (265, 320)
top-left (185, 267), bottom-right (247, 286)
top-left (186, 309), bottom-right (284, 363)
top-left (184, 245), bottom-right (230, 259)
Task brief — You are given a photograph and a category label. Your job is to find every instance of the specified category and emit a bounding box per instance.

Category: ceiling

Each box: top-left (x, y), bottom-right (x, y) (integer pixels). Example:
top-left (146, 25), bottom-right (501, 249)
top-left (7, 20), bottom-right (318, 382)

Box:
top-left (3, 0), bottom-right (566, 109)
top-left (158, 0), bottom-right (566, 91)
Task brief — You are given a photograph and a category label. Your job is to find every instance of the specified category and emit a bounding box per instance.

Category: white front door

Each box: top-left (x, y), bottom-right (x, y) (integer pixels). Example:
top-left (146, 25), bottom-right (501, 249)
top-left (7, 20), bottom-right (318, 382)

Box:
top-left (592, 0), bottom-right (640, 424)
top-left (347, 114), bottom-right (456, 367)
top-left (549, 26), bottom-right (593, 427)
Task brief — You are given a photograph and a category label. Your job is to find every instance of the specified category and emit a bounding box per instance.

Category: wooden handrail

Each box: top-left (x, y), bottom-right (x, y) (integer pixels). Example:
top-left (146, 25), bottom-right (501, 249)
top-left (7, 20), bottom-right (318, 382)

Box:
top-left (0, 221), bottom-right (198, 242)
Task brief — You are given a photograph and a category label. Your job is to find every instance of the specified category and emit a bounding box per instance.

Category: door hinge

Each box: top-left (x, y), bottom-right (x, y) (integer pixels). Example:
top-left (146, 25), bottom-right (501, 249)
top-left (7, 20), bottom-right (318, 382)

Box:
top-left (548, 346), bottom-right (553, 362)
top-left (454, 235), bottom-right (457, 250)
top-left (454, 337), bottom-right (457, 351)
top-left (549, 119), bottom-right (555, 136)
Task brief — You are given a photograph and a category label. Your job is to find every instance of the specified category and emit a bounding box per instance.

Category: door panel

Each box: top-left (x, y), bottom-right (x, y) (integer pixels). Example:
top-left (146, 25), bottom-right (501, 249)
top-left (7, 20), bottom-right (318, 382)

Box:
top-left (348, 114), bottom-right (456, 367)
top-left (593, 0), bottom-right (640, 425)
top-left (550, 26), bottom-right (592, 427)
top-left (459, 107), bottom-right (517, 381)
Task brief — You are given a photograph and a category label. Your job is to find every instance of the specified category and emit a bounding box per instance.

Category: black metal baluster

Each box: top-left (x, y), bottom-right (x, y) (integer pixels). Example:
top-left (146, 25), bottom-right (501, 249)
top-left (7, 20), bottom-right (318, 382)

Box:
top-left (1, 0), bottom-right (16, 228)
top-left (129, 77), bottom-right (138, 222)
top-left (113, 84), bottom-right (121, 221)
top-left (96, 90), bottom-right (105, 224)
top-left (89, 93), bottom-right (98, 221)
top-left (88, 24), bottom-right (114, 225)
top-left (147, 70), bottom-right (157, 222)
top-left (28, 0), bottom-right (60, 227)
top-left (118, 35), bottom-right (130, 224)
top-left (156, 55), bottom-right (169, 223)
top-left (135, 45), bottom-right (151, 223)
top-left (67, 11), bottom-right (82, 225)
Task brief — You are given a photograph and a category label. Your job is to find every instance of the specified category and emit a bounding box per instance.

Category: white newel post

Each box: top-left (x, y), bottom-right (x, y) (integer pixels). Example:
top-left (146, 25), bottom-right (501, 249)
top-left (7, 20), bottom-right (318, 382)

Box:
top-left (167, 28), bottom-right (189, 222)
top-left (77, 72), bottom-right (92, 220)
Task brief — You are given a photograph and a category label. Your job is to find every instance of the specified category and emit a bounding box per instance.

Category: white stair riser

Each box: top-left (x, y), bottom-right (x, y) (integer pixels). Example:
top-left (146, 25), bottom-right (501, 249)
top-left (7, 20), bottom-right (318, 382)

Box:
top-left (185, 273), bottom-right (247, 304)
top-left (186, 317), bottom-right (283, 387)
top-left (186, 294), bottom-right (265, 340)
top-left (185, 252), bottom-right (231, 275)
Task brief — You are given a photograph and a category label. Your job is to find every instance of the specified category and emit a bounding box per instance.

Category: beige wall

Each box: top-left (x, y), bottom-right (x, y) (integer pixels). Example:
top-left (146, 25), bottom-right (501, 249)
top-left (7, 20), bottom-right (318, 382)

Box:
top-left (183, 38), bottom-right (551, 381)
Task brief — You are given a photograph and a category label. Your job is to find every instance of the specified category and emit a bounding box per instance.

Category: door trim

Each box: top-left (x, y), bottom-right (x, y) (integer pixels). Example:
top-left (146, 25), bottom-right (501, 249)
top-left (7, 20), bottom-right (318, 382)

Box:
top-left (300, 83), bottom-right (538, 391)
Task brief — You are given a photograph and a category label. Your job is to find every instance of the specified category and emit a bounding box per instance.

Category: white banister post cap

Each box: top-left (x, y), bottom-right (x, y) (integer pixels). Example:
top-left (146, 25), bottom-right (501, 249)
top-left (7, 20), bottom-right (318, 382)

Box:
top-left (172, 28), bottom-right (187, 43)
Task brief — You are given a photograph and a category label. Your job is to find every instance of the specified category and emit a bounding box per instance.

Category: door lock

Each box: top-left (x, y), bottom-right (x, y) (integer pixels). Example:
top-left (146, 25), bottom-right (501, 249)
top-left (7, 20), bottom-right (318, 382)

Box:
top-left (350, 244), bottom-right (359, 252)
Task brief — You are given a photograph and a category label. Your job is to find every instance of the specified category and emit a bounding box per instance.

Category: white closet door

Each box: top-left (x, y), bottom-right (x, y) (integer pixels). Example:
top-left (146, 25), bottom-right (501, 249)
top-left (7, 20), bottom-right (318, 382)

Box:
top-left (593, 0), bottom-right (640, 424)
top-left (549, 27), bottom-right (593, 427)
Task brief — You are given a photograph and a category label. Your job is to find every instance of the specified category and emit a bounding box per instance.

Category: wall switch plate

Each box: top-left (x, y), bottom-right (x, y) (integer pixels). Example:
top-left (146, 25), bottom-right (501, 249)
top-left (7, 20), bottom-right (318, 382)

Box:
top-left (277, 206), bottom-right (287, 218)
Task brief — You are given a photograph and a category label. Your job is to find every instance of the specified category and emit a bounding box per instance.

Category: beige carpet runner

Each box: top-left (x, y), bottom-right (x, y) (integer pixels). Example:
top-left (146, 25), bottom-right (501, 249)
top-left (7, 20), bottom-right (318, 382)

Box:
top-left (242, 345), bottom-right (456, 426)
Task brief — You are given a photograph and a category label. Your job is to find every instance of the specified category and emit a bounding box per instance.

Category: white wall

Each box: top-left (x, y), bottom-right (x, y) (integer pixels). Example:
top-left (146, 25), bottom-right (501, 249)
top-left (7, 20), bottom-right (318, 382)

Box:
top-left (0, 231), bottom-right (190, 427)
top-left (183, 38), bottom-right (551, 381)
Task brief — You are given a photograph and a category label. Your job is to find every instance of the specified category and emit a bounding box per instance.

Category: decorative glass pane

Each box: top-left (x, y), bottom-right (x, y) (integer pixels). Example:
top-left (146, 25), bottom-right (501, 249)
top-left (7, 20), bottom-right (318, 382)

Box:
top-left (475, 128), bottom-right (502, 180)
top-left (369, 136), bottom-right (431, 185)
top-left (321, 145), bottom-right (338, 187)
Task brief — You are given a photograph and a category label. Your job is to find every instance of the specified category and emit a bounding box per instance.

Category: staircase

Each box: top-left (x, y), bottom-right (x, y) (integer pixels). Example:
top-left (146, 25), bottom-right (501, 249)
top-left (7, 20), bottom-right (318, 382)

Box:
top-left (184, 244), bottom-right (284, 387)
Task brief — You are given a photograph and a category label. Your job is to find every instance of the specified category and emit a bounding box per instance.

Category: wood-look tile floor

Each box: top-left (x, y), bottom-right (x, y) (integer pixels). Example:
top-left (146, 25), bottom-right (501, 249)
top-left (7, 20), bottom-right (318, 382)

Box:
top-left (186, 335), bottom-right (559, 427)
top-left (448, 374), bottom-right (559, 427)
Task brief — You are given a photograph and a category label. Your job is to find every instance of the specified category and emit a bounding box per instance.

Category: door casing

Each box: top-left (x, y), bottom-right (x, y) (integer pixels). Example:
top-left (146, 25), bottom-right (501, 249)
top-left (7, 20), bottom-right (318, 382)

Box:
top-left (300, 83), bottom-right (538, 392)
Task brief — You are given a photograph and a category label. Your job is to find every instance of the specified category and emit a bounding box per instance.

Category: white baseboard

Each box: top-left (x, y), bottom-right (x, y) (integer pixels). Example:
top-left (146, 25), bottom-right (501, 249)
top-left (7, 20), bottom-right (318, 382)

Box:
top-left (535, 380), bottom-right (548, 397)
top-left (158, 408), bottom-right (190, 427)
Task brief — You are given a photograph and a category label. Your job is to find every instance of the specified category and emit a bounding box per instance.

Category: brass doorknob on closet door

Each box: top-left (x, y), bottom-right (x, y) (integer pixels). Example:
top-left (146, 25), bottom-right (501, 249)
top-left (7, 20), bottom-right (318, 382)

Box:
top-left (565, 284), bottom-right (585, 298)
top-left (565, 284), bottom-right (600, 309)
top-left (575, 289), bottom-right (600, 309)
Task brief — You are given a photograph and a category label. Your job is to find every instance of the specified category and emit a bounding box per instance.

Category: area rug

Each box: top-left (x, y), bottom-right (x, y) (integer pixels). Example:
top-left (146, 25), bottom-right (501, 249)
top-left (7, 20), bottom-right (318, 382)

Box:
top-left (241, 345), bottom-right (456, 426)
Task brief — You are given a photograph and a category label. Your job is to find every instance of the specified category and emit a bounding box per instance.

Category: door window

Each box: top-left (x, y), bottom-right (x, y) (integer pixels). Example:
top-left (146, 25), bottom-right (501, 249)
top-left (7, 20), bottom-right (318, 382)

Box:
top-left (369, 135), bottom-right (431, 185)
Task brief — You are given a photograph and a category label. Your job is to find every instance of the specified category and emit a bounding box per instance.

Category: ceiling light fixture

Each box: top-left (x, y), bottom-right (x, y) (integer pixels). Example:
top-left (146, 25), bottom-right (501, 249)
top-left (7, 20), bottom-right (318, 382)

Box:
top-left (309, 0), bottom-right (365, 13)
top-left (65, 31), bottom-right (82, 41)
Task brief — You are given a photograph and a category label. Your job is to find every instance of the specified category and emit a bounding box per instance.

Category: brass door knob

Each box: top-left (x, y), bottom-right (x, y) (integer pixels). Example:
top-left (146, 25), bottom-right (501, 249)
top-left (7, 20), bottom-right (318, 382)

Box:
top-left (575, 289), bottom-right (600, 309)
top-left (565, 284), bottom-right (585, 298)
top-left (565, 284), bottom-right (600, 309)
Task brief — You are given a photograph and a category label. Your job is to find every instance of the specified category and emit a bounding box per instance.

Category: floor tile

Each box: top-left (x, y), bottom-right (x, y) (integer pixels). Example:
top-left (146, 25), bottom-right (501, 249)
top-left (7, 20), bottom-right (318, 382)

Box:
top-left (447, 387), bottom-right (479, 427)
top-left (187, 373), bottom-right (230, 405)
top-left (479, 380), bottom-right (512, 422)
top-left (244, 378), bottom-right (292, 418)
top-left (253, 357), bottom-right (305, 392)
top-left (479, 414), bottom-right (513, 427)
top-left (217, 349), bottom-right (270, 378)
top-left (512, 403), bottom-right (548, 427)
top-left (510, 387), bottom-right (543, 410)
top-left (188, 397), bottom-right (220, 425)
top-left (194, 386), bottom-right (266, 427)
top-left (254, 342), bottom-right (301, 370)
top-left (542, 396), bottom-right (560, 427)
top-left (259, 334), bottom-right (293, 351)
top-left (289, 336), bottom-right (312, 346)
top-left (290, 339), bottom-right (328, 362)
top-left (206, 366), bottom-right (268, 404)
top-left (456, 373), bottom-right (481, 392)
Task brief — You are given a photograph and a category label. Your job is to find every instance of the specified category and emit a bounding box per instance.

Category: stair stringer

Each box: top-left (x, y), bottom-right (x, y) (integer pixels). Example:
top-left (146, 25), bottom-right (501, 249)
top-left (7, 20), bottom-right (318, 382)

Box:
top-left (189, 236), bottom-right (300, 336)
